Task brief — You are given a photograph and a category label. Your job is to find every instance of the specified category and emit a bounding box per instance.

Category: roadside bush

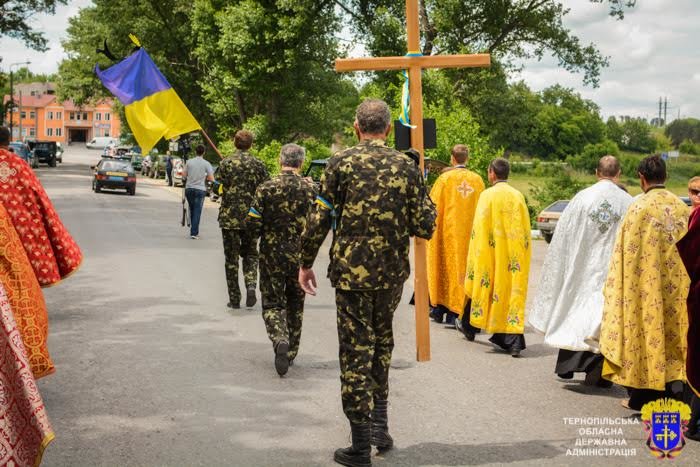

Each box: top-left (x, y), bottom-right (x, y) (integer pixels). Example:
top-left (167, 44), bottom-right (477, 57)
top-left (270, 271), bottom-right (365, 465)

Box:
top-left (679, 139), bottom-right (699, 155)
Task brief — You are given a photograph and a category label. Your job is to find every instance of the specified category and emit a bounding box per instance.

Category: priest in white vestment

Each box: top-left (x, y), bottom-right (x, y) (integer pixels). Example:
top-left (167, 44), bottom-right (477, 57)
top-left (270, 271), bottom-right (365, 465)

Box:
top-left (528, 156), bottom-right (633, 384)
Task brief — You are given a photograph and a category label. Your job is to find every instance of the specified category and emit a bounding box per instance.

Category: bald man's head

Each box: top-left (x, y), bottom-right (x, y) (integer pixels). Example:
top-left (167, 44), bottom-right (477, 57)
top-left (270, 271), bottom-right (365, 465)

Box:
top-left (597, 155), bottom-right (621, 179)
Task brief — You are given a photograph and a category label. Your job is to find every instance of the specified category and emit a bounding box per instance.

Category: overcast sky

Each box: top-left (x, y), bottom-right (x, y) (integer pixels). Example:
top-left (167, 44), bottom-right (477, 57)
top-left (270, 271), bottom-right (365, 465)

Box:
top-left (1, 0), bottom-right (697, 121)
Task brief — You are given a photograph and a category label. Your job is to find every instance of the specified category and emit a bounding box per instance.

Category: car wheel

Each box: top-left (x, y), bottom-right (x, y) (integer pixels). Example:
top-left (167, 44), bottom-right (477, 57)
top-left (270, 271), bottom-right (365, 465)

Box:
top-left (128, 187), bottom-right (136, 196)
top-left (95, 183), bottom-right (102, 193)
top-left (48, 156), bottom-right (57, 167)
top-left (543, 232), bottom-right (553, 243)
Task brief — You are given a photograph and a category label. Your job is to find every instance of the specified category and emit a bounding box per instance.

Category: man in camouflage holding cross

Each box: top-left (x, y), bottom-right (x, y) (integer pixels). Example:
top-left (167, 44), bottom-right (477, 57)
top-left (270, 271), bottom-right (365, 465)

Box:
top-left (299, 99), bottom-right (437, 467)
top-left (247, 143), bottom-right (316, 377)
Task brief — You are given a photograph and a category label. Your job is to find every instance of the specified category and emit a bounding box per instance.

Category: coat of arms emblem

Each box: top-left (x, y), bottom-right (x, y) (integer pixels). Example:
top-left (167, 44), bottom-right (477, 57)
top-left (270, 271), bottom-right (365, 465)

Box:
top-left (641, 398), bottom-right (691, 459)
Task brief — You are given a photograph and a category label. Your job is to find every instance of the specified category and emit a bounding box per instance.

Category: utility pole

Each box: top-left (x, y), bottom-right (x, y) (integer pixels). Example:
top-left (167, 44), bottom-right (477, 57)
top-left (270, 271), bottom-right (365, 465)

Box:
top-left (18, 91), bottom-right (22, 141)
top-left (664, 97), bottom-right (668, 125)
top-left (7, 60), bottom-right (31, 141)
top-left (658, 97), bottom-right (662, 126)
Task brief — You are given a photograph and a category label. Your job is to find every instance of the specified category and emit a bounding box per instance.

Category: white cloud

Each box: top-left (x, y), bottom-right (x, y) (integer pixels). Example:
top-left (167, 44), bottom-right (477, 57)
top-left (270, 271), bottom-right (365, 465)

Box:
top-left (513, 0), bottom-right (700, 120)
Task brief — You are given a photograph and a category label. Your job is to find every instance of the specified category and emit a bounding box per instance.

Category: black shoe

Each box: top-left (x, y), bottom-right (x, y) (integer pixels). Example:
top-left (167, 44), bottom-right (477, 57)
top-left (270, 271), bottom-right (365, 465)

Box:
top-left (227, 301), bottom-right (240, 309)
top-left (371, 399), bottom-right (393, 451)
top-left (334, 422), bottom-right (371, 467)
top-left (558, 371), bottom-right (574, 380)
top-left (510, 349), bottom-right (522, 358)
top-left (274, 341), bottom-right (290, 376)
top-left (246, 287), bottom-right (257, 308)
top-left (464, 329), bottom-right (476, 342)
top-left (429, 308), bottom-right (444, 323)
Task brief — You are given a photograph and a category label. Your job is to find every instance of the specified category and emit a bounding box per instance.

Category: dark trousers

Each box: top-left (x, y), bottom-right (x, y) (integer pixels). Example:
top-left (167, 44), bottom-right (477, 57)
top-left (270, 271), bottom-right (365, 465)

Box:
top-left (185, 188), bottom-right (205, 236)
top-left (626, 380), bottom-right (685, 411)
top-left (336, 286), bottom-right (403, 424)
top-left (260, 265), bottom-right (305, 360)
top-left (221, 228), bottom-right (258, 304)
top-left (166, 167), bottom-right (173, 186)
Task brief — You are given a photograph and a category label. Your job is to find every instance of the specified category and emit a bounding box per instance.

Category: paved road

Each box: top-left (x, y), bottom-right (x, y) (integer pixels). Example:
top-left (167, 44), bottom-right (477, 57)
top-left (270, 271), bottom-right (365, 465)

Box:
top-left (36, 146), bottom-right (697, 466)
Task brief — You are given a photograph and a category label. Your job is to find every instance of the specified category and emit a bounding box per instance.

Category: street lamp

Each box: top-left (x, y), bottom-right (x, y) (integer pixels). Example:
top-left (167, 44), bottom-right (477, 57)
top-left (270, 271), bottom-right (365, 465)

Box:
top-left (8, 60), bottom-right (31, 141)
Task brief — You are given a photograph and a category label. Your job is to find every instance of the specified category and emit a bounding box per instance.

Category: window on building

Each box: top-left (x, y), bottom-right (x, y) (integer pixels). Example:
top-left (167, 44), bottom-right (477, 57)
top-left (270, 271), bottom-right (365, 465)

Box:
top-left (70, 112), bottom-right (75, 120)
top-left (47, 128), bottom-right (53, 137)
top-left (83, 112), bottom-right (88, 120)
top-left (104, 129), bottom-right (110, 137)
top-left (48, 111), bottom-right (53, 120)
top-left (20, 111), bottom-right (26, 119)
top-left (56, 128), bottom-right (62, 136)
top-left (56, 111), bottom-right (62, 120)
top-left (96, 112), bottom-right (101, 121)
top-left (29, 111), bottom-right (36, 119)
top-left (30, 91), bottom-right (37, 96)
top-left (21, 128), bottom-right (27, 136)
top-left (29, 128), bottom-right (35, 137)
top-left (105, 113), bottom-right (111, 121)
top-left (76, 113), bottom-right (81, 121)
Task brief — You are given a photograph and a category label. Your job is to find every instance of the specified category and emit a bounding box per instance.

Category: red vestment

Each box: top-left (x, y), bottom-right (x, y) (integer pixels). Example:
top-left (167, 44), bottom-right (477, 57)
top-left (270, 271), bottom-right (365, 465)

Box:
top-left (0, 148), bottom-right (82, 286)
top-left (0, 282), bottom-right (54, 465)
top-left (677, 207), bottom-right (700, 395)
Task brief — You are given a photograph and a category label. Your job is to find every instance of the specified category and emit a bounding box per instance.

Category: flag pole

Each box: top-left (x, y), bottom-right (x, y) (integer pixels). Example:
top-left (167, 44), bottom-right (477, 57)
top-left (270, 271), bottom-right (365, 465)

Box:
top-left (200, 129), bottom-right (223, 159)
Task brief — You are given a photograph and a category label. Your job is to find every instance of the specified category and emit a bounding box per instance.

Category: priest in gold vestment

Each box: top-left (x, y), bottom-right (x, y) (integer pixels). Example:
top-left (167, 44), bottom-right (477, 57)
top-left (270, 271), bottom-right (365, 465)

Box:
top-left (462, 158), bottom-right (531, 357)
top-left (600, 155), bottom-right (691, 410)
top-left (427, 145), bottom-right (485, 325)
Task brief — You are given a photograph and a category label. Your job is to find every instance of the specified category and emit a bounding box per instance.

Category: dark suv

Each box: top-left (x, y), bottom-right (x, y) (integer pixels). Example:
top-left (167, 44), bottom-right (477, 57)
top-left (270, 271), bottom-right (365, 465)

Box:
top-left (27, 141), bottom-right (58, 167)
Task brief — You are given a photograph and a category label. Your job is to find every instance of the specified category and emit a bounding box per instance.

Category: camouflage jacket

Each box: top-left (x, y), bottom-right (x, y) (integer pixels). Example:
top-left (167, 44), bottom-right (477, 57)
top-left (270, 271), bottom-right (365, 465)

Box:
top-left (217, 150), bottom-right (269, 230)
top-left (248, 171), bottom-right (317, 273)
top-left (300, 139), bottom-right (437, 290)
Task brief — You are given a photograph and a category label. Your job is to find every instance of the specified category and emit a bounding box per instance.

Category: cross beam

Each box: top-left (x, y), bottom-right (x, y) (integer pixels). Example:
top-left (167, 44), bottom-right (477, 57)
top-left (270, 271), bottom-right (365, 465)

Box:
top-left (334, 0), bottom-right (490, 362)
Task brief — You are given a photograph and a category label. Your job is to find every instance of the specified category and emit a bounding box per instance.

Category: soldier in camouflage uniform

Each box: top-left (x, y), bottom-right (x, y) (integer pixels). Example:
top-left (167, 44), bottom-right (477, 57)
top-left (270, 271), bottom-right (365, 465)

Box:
top-left (299, 99), bottom-right (437, 467)
top-left (247, 143), bottom-right (316, 376)
top-left (218, 130), bottom-right (269, 309)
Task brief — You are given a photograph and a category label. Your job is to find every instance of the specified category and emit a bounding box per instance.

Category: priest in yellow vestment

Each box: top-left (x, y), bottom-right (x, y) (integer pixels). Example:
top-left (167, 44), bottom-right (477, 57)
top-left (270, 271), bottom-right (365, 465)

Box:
top-left (427, 145), bottom-right (485, 325)
top-left (463, 158), bottom-right (531, 357)
top-left (600, 155), bottom-right (691, 410)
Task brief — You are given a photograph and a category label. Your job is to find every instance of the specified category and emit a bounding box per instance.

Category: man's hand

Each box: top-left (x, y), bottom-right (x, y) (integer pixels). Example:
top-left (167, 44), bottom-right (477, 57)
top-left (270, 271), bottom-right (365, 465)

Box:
top-left (298, 267), bottom-right (317, 296)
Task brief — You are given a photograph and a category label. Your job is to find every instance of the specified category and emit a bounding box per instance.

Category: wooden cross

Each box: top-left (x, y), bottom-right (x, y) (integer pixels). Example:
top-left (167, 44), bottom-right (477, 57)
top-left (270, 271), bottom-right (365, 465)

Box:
top-left (335, 0), bottom-right (490, 362)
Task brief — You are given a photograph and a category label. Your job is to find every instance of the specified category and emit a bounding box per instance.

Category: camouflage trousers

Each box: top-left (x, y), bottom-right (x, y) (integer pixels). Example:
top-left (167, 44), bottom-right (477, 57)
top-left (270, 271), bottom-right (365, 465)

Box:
top-left (221, 228), bottom-right (258, 304)
top-left (335, 285), bottom-right (403, 424)
top-left (260, 265), bottom-right (305, 360)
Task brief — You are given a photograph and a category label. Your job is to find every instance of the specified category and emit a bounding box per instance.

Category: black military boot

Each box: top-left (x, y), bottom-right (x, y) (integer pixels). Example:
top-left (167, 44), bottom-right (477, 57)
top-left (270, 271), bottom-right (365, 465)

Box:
top-left (334, 422), bottom-right (371, 467)
top-left (370, 400), bottom-right (393, 451)
top-left (246, 287), bottom-right (257, 308)
top-left (274, 341), bottom-right (289, 377)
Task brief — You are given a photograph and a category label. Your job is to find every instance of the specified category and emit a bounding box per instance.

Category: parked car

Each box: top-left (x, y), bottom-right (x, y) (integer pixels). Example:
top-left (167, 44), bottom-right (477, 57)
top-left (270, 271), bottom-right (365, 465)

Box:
top-left (91, 159), bottom-right (136, 195)
top-left (26, 140), bottom-right (58, 167)
top-left (149, 154), bottom-right (168, 179)
top-left (130, 153), bottom-right (144, 171)
top-left (56, 142), bottom-right (64, 163)
top-left (9, 141), bottom-right (38, 168)
top-left (681, 196), bottom-right (691, 207)
top-left (205, 164), bottom-right (220, 200)
top-left (86, 136), bottom-right (119, 149)
top-left (171, 158), bottom-right (185, 186)
top-left (536, 200), bottom-right (569, 243)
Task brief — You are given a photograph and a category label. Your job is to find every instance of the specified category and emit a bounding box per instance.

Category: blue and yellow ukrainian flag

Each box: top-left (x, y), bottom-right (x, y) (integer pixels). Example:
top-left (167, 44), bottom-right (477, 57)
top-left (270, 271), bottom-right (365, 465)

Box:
top-left (95, 48), bottom-right (200, 153)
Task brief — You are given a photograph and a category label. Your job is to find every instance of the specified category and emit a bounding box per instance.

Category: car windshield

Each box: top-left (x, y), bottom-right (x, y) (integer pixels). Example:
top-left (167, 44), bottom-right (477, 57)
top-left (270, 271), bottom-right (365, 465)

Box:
top-left (99, 161), bottom-right (132, 171)
top-left (546, 201), bottom-right (569, 212)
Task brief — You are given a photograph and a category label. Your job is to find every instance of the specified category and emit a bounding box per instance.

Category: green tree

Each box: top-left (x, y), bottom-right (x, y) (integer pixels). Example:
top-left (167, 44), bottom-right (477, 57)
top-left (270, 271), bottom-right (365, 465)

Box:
top-left (665, 118), bottom-right (700, 146)
top-left (619, 118), bottom-right (655, 153)
top-left (341, 0), bottom-right (634, 86)
top-left (0, 0), bottom-right (67, 50)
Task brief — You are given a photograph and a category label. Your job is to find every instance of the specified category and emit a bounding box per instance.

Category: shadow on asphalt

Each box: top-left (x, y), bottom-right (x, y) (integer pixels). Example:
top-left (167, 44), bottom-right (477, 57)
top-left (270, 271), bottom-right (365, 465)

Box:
top-left (562, 383), bottom-right (628, 398)
top-left (381, 439), bottom-right (565, 465)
